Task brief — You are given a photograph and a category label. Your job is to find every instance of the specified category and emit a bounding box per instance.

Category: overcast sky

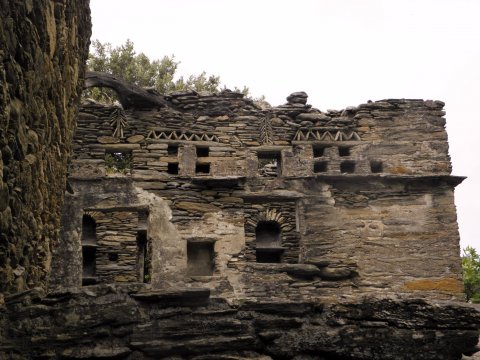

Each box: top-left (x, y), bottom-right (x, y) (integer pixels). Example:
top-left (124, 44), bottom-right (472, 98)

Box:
top-left (90, 0), bottom-right (480, 251)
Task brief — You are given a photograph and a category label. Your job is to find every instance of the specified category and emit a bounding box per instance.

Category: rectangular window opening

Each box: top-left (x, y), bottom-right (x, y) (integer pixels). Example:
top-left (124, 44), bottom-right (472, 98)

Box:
top-left (167, 144), bottom-right (179, 156)
top-left (340, 161), bottom-right (355, 173)
top-left (313, 145), bottom-right (326, 158)
top-left (338, 147), bottom-right (351, 157)
top-left (137, 230), bottom-right (149, 283)
top-left (187, 241), bottom-right (214, 276)
top-left (256, 248), bottom-right (283, 263)
top-left (314, 161), bottom-right (328, 173)
top-left (82, 246), bottom-right (96, 286)
top-left (196, 146), bottom-right (209, 157)
top-left (258, 152), bottom-right (282, 177)
top-left (195, 163), bottom-right (210, 174)
top-left (167, 162), bottom-right (179, 175)
top-left (370, 160), bottom-right (383, 173)
top-left (105, 150), bottom-right (132, 174)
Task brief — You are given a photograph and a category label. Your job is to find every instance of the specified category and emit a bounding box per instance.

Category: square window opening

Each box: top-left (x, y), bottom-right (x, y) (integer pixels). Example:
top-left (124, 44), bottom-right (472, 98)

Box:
top-left (187, 242), bottom-right (214, 276)
top-left (167, 144), bottom-right (179, 156)
top-left (258, 152), bottom-right (281, 177)
top-left (196, 146), bottom-right (209, 157)
top-left (313, 146), bottom-right (326, 158)
top-left (370, 161), bottom-right (383, 173)
top-left (105, 150), bottom-right (132, 174)
top-left (338, 147), bottom-right (351, 157)
top-left (314, 161), bottom-right (328, 173)
top-left (195, 163), bottom-right (210, 174)
top-left (167, 162), bottom-right (179, 175)
top-left (340, 161), bottom-right (355, 173)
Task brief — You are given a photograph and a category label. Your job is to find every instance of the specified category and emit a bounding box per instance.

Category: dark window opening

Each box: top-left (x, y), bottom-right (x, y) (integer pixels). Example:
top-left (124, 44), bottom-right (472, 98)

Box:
top-left (167, 162), bottom-right (179, 175)
top-left (82, 214), bottom-right (97, 285)
top-left (137, 230), bottom-right (149, 283)
top-left (187, 241), bottom-right (214, 276)
top-left (340, 161), bottom-right (355, 173)
top-left (138, 210), bottom-right (148, 231)
top-left (256, 221), bottom-right (281, 246)
top-left (105, 150), bottom-right (132, 174)
top-left (167, 144), bottom-right (179, 156)
top-left (195, 163), bottom-right (210, 174)
top-left (314, 161), bottom-right (328, 173)
top-left (82, 247), bottom-right (96, 285)
top-left (108, 252), bottom-right (118, 262)
top-left (370, 160), bottom-right (383, 173)
top-left (338, 147), bottom-right (351, 157)
top-left (313, 146), bottom-right (326, 158)
top-left (196, 146), bottom-right (209, 157)
top-left (256, 248), bottom-right (284, 263)
top-left (81, 215), bottom-right (96, 245)
top-left (258, 152), bottom-right (282, 177)
top-left (255, 221), bottom-right (283, 263)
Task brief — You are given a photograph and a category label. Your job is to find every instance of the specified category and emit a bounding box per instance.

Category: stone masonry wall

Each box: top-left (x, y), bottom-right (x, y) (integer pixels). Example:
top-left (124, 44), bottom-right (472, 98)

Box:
top-left (0, 0), bottom-right (91, 294)
top-left (51, 90), bottom-right (465, 303)
top-left (3, 82), bottom-right (478, 359)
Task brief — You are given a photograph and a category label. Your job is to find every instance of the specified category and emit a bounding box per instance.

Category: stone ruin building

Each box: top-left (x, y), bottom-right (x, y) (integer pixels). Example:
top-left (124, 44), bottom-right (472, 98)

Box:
top-left (1, 2), bottom-right (480, 358)
top-left (34, 75), bottom-right (479, 359)
top-left (54, 86), bottom-right (466, 302)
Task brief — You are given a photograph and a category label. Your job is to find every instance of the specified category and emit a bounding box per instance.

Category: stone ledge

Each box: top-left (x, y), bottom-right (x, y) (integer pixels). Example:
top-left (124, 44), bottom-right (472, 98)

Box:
top-left (132, 288), bottom-right (210, 306)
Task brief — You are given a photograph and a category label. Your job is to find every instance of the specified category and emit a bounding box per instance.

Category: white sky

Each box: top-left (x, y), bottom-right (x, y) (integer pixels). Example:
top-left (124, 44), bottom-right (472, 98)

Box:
top-left (90, 0), bottom-right (480, 251)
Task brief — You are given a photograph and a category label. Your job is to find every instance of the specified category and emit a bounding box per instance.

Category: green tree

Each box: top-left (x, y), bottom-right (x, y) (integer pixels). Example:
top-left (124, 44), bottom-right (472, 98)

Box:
top-left (85, 39), bottom-right (251, 102)
top-left (462, 246), bottom-right (480, 302)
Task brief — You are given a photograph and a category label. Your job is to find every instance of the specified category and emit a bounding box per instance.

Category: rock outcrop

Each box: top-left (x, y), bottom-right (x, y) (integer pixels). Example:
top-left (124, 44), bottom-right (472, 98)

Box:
top-left (1, 285), bottom-right (479, 359)
top-left (0, 0), bottom-right (91, 294)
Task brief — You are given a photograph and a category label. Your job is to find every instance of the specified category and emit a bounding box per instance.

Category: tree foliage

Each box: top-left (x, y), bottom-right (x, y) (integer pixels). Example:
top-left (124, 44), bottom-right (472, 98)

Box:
top-left (462, 246), bottom-right (480, 302)
top-left (85, 39), bottom-right (250, 103)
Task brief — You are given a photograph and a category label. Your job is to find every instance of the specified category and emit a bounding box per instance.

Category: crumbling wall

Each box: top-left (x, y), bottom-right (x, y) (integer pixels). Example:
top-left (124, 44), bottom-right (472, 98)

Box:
top-left (0, 0), bottom-right (91, 294)
top-left (53, 92), bottom-right (464, 302)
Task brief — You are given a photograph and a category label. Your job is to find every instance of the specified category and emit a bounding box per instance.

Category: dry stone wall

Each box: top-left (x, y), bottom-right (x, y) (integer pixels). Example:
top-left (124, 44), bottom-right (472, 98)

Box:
top-left (50, 89), bottom-right (464, 303)
top-left (2, 80), bottom-right (479, 358)
top-left (0, 0), bottom-right (91, 295)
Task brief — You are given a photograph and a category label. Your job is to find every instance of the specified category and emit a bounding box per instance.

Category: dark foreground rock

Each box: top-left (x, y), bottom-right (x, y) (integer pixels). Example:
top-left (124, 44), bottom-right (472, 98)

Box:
top-left (0, 285), bottom-right (479, 359)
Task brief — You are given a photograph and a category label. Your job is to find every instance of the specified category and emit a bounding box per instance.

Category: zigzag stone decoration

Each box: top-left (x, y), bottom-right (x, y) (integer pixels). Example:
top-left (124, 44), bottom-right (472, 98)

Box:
top-left (146, 129), bottom-right (220, 142)
top-left (293, 129), bottom-right (361, 141)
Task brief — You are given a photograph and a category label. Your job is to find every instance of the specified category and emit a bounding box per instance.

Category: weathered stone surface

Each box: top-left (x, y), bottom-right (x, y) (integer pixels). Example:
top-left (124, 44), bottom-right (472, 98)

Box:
top-left (0, 286), bottom-right (479, 359)
top-left (1, 11), bottom-right (477, 356)
top-left (0, 0), bottom-right (91, 294)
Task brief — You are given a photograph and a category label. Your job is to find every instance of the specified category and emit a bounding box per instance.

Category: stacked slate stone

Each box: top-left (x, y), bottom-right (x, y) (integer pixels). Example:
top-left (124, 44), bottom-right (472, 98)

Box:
top-left (2, 78), bottom-right (474, 358)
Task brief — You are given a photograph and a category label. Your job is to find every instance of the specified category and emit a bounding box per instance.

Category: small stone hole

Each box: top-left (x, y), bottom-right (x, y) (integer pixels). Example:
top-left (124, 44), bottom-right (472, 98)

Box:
top-left (314, 161), bottom-right (328, 173)
top-left (167, 144), bottom-right (178, 156)
top-left (108, 253), bottom-right (118, 262)
top-left (340, 161), bottom-right (355, 173)
top-left (196, 146), bottom-right (209, 157)
top-left (370, 161), bottom-right (383, 173)
top-left (195, 163), bottom-right (210, 174)
top-left (313, 146), bottom-right (325, 157)
top-left (167, 162), bottom-right (179, 174)
top-left (339, 147), bottom-right (351, 157)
